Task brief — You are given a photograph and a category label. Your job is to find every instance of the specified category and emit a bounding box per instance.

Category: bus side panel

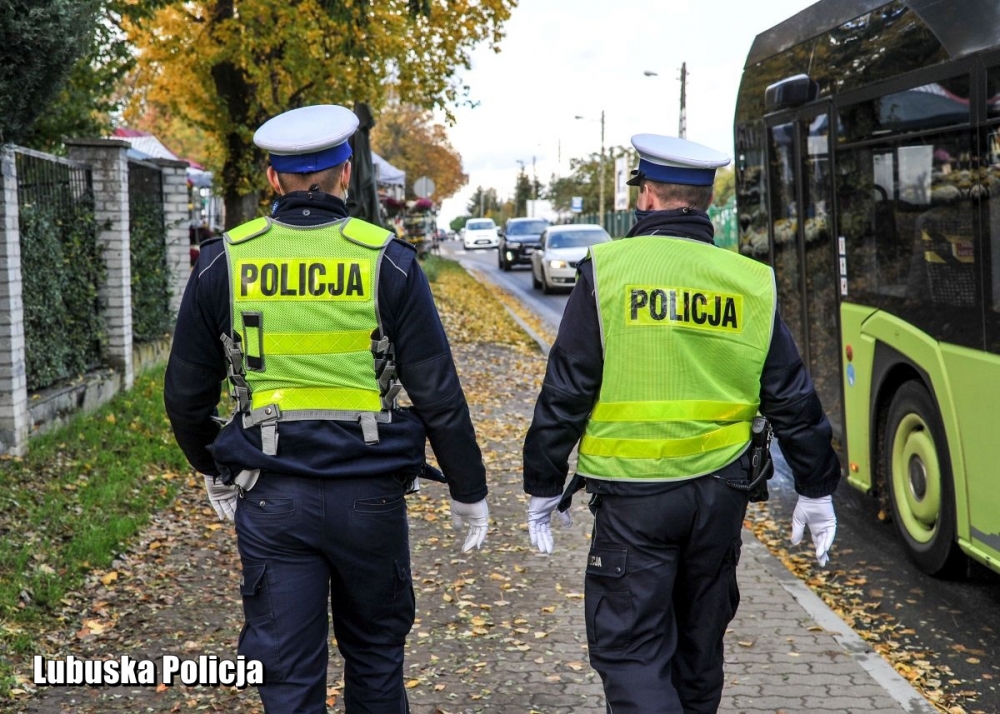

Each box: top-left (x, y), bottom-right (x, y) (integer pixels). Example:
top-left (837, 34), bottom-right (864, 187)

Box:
top-left (840, 303), bottom-right (879, 492)
top-left (936, 346), bottom-right (1000, 570)
top-left (856, 313), bottom-right (971, 552)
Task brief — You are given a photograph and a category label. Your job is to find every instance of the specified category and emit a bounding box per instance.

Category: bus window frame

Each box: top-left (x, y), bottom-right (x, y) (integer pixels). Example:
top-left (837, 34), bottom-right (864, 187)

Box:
top-left (764, 103), bottom-right (836, 362)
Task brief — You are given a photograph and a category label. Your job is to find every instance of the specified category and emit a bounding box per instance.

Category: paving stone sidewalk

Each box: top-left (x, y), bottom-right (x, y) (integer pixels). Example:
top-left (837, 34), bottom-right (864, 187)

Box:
top-left (14, 338), bottom-right (937, 714)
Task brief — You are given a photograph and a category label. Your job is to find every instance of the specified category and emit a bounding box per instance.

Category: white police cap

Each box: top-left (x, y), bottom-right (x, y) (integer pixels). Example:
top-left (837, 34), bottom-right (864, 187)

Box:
top-left (253, 104), bottom-right (359, 174)
top-left (626, 133), bottom-right (730, 187)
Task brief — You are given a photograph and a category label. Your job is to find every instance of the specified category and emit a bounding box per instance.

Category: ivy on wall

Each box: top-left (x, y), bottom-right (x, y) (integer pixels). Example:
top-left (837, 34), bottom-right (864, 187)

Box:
top-left (129, 193), bottom-right (171, 343)
top-left (20, 201), bottom-right (106, 392)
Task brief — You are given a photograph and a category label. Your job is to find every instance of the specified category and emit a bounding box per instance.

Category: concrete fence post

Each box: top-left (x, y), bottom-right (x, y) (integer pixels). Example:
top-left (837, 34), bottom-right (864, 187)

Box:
top-left (155, 158), bottom-right (192, 321)
top-left (66, 139), bottom-right (134, 390)
top-left (0, 147), bottom-right (29, 455)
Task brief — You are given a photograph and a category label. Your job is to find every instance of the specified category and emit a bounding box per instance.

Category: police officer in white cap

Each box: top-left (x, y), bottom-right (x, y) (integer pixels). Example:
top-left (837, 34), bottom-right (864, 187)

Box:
top-left (523, 133), bottom-right (839, 713)
top-left (165, 104), bottom-right (490, 713)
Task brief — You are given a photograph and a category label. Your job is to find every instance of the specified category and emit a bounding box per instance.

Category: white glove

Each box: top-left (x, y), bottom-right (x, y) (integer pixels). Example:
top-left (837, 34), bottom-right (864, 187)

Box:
top-left (790, 495), bottom-right (836, 567)
top-left (204, 474), bottom-right (238, 522)
top-left (527, 495), bottom-right (573, 554)
top-left (450, 499), bottom-right (489, 552)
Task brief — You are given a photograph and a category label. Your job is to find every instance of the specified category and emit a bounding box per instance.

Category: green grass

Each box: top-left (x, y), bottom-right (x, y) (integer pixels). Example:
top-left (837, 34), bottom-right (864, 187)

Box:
top-left (0, 364), bottom-right (189, 696)
top-left (421, 253), bottom-right (449, 283)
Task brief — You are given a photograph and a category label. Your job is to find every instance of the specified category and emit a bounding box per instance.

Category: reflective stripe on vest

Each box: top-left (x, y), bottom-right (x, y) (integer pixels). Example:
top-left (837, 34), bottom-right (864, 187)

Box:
top-left (578, 235), bottom-right (776, 482)
top-left (223, 217), bottom-right (392, 418)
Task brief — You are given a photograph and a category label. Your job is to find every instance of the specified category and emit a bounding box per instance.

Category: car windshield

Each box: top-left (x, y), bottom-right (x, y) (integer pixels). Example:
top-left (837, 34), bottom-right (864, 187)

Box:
top-left (547, 230), bottom-right (611, 249)
top-left (467, 220), bottom-right (495, 231)
top-left (506, 220), bottom-right (548, 236)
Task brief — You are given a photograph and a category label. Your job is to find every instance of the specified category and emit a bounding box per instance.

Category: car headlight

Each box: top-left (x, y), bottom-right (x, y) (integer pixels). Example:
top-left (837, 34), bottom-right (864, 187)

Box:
top-left (549, 260), bottom-right (568, 269)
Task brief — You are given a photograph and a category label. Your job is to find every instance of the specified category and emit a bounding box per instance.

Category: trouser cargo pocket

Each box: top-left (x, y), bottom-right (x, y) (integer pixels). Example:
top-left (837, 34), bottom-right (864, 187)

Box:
top-left (237, 561), bottom-right (286, 682)
top-left (585, 547), bottom-right (632, 651)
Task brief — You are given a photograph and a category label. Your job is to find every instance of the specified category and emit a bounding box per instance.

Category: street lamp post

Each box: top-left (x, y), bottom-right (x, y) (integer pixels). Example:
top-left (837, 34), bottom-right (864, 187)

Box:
top-left (643, 66), bottom-right (687, 138)
top-left (575, 110), bottom-right (606, 228)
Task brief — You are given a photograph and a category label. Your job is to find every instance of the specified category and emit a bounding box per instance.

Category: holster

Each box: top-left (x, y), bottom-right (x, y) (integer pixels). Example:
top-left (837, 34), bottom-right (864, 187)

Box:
top-left (422, 463), bottom-right (446, 483)
top-left (718, 416), bottom-right (774, 502)
top-left (747, 416), bottom-right (774, 502)
top-left (557, 472), bottom-right (586, 512)
top-left (394, 463), bottom-right (445, 495)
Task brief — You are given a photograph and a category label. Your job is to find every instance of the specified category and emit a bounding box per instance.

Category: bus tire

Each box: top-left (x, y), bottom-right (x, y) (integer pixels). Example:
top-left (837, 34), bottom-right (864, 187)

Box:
top-left (884, 380), bottom-right (966, 578)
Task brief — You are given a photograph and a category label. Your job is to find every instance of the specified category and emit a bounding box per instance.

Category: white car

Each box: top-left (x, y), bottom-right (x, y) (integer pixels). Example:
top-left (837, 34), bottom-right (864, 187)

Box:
top-left (463, 218), bottom-right (499, 250)
top-left (531, 224), bottom-right (612, 293)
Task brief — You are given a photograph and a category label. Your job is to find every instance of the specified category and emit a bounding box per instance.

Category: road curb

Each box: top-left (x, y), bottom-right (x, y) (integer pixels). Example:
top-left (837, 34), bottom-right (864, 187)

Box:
top-left (459, 260), bottom-right (552, 356)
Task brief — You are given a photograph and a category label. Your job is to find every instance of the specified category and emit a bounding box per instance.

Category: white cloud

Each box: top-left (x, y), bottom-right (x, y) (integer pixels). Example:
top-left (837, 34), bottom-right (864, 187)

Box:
top-left (435, 0), bottom-right (817, 225)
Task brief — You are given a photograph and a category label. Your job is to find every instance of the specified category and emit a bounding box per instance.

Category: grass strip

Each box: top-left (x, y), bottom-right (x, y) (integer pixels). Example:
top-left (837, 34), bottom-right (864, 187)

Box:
top-left (0, 255), bottom-right (535, 699)
top-left (0, 365), bottom-right (189, 696)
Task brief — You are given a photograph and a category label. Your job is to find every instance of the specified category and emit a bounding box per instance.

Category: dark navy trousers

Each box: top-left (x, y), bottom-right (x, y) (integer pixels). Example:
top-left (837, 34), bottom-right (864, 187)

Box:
top-left (235, 474), bottom-right (415, 714)
top-left (585, 465), bottom-right (750, 714)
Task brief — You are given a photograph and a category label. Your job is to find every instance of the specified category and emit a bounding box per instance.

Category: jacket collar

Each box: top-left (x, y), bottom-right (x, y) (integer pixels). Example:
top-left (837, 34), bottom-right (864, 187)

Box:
top-left (626, 207), bottom-right (715, 245)
top-left (270, 191), bottom-right (349, 223)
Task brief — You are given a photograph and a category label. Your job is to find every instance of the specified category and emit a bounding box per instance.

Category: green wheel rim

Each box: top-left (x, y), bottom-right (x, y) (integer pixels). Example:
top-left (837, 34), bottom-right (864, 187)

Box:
top-left (890, 412), bottom-right (942, 545)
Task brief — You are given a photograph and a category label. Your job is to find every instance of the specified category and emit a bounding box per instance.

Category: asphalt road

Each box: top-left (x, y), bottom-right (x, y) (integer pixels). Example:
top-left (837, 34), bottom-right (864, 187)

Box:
top-left (441, 239), bottom-right (1000, 713)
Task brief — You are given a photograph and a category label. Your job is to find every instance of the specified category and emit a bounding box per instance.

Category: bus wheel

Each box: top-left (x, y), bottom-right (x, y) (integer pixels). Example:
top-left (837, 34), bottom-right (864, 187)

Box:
top-left (884, 381), bottom-right (966, 578)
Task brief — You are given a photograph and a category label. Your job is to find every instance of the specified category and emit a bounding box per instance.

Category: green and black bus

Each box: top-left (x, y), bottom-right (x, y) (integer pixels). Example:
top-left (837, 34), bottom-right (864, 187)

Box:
top-left (735, 0), bottom-right (1000, 577)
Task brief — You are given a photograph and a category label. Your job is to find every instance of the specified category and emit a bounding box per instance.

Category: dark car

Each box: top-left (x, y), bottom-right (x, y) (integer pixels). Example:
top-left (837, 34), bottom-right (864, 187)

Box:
top-left (498, 217), bottom-right (549, 271)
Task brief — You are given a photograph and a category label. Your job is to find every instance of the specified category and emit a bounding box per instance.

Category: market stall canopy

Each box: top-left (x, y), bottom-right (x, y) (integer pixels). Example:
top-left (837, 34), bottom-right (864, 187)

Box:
top-left (373, 152), bottom-right (405, 186)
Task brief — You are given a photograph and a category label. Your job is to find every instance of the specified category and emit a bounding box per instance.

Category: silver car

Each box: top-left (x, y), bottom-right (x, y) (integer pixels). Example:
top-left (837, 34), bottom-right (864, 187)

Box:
top-left (530, 224), bottom-right (612, 293)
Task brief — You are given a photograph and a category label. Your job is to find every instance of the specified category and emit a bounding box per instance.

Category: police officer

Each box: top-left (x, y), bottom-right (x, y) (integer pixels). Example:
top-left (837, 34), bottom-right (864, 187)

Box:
top-left (164, 104), bottom-right (489, 713)
top-left (522, 133), bottom-right (840, 714)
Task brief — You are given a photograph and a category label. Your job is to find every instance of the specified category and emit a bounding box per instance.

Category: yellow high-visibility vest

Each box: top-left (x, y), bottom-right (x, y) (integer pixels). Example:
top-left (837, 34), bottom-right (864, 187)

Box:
top-left (578, 235), bottom-right (776, 481)
top-left (222, 217), bottom-right (396, 451)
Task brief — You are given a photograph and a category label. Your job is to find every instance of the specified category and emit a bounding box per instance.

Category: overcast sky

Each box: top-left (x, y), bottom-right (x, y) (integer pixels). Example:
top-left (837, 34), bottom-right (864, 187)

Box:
top-left (434, 0), bottom-right (819, 225)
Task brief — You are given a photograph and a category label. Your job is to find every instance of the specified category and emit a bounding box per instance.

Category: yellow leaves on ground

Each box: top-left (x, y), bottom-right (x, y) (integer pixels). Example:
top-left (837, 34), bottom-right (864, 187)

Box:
top-left (75, 619), bottom-right (110, 639)
top-left (744, 503), bottom-right (974, 713)
top-left (428, 260), bottom-right (535, 348)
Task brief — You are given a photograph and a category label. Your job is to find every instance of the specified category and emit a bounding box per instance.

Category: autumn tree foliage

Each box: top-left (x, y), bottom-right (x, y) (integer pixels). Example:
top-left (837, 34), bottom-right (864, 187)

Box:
top-left (127, 0), bottom-right (515, 228)
top-left (0, 0), bottom-right (99, 146)
top-left (547, 146), bottom-right (631, 215)
top-left (371, 103), bottom-right (467, 202)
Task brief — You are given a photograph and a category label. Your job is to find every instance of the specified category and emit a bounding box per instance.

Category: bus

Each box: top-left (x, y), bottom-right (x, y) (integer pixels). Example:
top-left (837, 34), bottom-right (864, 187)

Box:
top-left (735, 0), bottom-right (1000, 577)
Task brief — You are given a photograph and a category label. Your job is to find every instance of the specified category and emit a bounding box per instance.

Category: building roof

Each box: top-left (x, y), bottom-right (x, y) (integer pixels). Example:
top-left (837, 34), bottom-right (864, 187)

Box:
top-left (111, 128), bottom-right (212, 187)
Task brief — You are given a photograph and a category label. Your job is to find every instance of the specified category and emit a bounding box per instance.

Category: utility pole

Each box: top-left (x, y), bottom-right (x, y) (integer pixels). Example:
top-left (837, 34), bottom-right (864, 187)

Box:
top-left (575, 111), bottom-right (606, 227)
top-left (678, 62), bottom-right (687, 139)
top-left (516, 159), bottom-right (526, 216)
top-left (599, 109), bottom-right (606, 228)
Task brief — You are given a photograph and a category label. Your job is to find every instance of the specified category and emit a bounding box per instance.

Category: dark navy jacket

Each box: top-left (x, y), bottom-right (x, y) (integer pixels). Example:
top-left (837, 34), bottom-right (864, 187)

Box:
top-left (522, 208), bottom-right (841, 500)
top-left (164, 191), bottom-right (487, 503)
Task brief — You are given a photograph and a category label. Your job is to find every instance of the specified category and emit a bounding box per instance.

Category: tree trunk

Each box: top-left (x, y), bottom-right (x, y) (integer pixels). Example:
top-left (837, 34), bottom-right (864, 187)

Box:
top-left (210, 0), bottom-right (267, 230)
top-left (224, 192), bottom-right (261, 230)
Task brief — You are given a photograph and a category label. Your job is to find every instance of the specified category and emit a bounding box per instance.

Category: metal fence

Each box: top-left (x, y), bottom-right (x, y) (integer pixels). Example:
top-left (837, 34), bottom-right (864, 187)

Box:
top-left (707, 197), bottom-right (738, 252)
top-left (573, 198), bottom-right (738, 249)
top-left (15, 146), bottom-right (92, 208)
top-left (572, 210), bottom-right (635, 238)
top-left (15, 148), bottom-right (105, 391)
